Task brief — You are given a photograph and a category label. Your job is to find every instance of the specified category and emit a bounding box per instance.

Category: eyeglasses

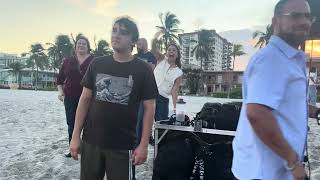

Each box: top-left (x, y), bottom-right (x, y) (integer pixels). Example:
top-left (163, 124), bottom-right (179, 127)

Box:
top-left (280, 12), bottom-right (317, 23)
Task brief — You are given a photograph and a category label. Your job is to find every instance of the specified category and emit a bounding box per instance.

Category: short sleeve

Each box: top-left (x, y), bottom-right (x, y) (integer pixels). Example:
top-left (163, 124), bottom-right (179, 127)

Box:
top-left (175, 69), bottom-right (183, 80)
top-left (81, 59), bottom-right (96, 90)
top-left (141, 67), bottom-right (159, 100)
top-left (246, 56), bottom-right (288, 110)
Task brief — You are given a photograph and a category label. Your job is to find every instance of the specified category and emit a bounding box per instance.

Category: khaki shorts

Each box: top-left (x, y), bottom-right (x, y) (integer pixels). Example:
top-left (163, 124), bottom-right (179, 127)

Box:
top-left (80, 141), bottom-right (135, 180)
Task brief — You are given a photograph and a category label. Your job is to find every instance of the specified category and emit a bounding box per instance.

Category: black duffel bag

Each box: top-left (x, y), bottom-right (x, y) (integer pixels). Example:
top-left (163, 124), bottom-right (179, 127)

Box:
top-left (215, 102), bottom-right (241, 131)
top-left (152, 136), bottom-right (195, 180)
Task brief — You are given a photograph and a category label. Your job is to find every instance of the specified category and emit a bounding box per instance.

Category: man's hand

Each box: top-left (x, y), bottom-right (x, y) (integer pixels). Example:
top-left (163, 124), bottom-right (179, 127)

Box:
top-left (58, 93), bottom-right (64, 102)
top-left (70, 136), bottom-right (81, 160)
top-left (292, 162), bottom-right (306, 180)
top-left (132, 145), bottom-right (148, 165)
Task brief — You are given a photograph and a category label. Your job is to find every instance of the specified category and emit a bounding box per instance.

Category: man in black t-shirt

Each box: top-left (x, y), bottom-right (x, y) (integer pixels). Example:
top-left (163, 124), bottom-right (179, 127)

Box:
top-left (69, 16), bottom-right (158, 180)
top-left (135, 38), bottom-right (157, 146)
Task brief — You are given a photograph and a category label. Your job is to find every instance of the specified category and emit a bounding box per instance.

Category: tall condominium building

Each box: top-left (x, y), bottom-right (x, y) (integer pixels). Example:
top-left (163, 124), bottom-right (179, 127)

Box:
top-left (179, 30), bottom-right (232, 71)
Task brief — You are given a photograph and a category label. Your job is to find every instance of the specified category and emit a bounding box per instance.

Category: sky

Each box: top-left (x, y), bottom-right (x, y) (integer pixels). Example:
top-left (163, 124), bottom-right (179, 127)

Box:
top-left (0, 0), bottom-right (279, 69)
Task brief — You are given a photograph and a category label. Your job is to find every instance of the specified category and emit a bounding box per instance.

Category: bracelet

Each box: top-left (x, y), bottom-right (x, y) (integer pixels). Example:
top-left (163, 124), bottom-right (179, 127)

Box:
top-left (285, 159), bottom-right (300, 171)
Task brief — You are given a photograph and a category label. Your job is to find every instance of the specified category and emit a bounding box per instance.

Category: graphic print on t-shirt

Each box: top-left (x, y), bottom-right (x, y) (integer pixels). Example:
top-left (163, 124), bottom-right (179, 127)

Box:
top-left (95, 73), bottom-right (134, 105)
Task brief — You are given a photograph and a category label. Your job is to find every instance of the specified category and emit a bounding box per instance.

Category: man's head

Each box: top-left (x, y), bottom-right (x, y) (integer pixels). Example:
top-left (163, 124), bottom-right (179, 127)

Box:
top-left (136, 38), bottom-right (148, 54)
top-left (111, 16), bottom-right (139, 53)
top-left (272, 0), bottom-right (316, 47)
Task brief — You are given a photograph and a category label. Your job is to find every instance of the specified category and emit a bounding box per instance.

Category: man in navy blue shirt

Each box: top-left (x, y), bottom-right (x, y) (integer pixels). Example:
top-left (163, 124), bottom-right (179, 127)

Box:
top-left (135, 38), bottom-right (157, 70)
top-left (135, 38), bottom-right (157, 146)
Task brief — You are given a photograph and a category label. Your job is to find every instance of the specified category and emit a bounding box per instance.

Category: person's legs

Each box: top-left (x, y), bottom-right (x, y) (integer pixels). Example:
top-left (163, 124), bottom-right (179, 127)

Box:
top-left (63, 96), bottom-right (80, 143)
top-left (105, 149), bottom-right (135, 180)
top-left (80, 142), bottom-right (106, 180)
top-left (155, 95), bottom-right (169, 122)
top-left (309, 85), bottom-right (317, 106)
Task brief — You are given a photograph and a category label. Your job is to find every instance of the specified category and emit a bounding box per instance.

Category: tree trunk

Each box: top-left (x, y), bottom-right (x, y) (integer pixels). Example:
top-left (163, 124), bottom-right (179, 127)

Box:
top-left (233, 56), bottom-right (236, 71)
top-left (18, 72), bottom-right (21, 89)
top-left (35, 66), bottom-right (38, 91)
top-left (197, 58), bottom-right (204, 95)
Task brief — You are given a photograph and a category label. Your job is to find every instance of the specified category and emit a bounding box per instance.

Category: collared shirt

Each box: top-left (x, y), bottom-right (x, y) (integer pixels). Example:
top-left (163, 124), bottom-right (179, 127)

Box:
top-left (232, 35), bottom-right (308, 180)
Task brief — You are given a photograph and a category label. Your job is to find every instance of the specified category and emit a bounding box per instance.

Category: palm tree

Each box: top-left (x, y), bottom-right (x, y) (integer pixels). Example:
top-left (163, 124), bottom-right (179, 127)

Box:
top-left (55, 35), bottom-right (73, 59)
top-left (47, 34), bottom-right (73, 72)
top-left (151, 31), bottom-right (165, 61)
top-left (93, 39), bottom-right (113, 57)
top-left (232, 44), bottom-right (246, 71)
top-left (28, 43), bottom-right (48, 90)
top-left (156, 12), bottom-right (183, 50)
top-left (191, 29), bottom-right (215, 94)
top-left (191, 30), bottom-right (215, 70)
top-left (9, 61), bottom-right (24, 87)
top-left (252, 24), bottom-right (273, 48)
top-left (70, 33), bottom-right (84, 45)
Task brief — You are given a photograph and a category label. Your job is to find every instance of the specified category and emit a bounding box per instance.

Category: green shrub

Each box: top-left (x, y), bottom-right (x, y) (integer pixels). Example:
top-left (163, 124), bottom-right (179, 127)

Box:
top-left (211, 92), bottom-right (228, 98)
top-left (211, 87), bottom-right (242, 99)
top-left (229, 87), bottom-right (242, 99)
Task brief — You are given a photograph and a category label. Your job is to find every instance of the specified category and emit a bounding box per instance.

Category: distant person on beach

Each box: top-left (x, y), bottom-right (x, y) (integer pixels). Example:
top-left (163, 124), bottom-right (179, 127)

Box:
top-left (135, 38), bottom-right (157, 146)
top-left (308, 68), bottom-right (317, 106)
top-left (56, 35), bottom-right (94, 158)
top-left (153, 43), bottom-right (183, 121)
top-left (69, 16), bottom-right (158, 180)
top-left (232, 0), bottom-right (315, 180)
top-left (135, 38), bottom-right (157, 70)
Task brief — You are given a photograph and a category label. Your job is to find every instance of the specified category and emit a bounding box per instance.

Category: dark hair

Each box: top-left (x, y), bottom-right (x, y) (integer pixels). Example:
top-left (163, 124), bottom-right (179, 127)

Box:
top-left (167, 43), bottom-right (181, 68)
top-left (71, 35), bottom-right (91, 72)
top-left (274, 0), bottom-right (308, 16)
top-left (75, 35), bottom-right (91, 54)
top-left (114, 16), bottom-right (139, 44)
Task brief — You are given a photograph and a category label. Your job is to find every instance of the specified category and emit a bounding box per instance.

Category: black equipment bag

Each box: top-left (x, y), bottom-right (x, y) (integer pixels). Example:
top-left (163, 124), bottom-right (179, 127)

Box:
top-left (152, 132), bottom-right (195, 180)
top-left (215, 102), bottom-right (242, 131)
top-left (197, 103), bottom-right (221, 129)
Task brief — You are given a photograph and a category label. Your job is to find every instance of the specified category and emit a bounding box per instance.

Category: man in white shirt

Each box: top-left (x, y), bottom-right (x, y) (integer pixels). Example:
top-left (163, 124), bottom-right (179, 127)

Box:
top-left (232, 0), bottom-right (316, 179)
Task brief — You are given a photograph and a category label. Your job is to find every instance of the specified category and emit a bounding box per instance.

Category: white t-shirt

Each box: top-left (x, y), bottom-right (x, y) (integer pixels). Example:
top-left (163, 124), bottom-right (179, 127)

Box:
top-left (154, 60), bottom-right (183, 98)
top-left (232, 36), bottom-right (308, 180)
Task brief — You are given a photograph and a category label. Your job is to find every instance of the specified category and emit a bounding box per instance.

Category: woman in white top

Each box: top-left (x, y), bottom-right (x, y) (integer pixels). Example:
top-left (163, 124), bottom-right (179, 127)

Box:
top-left (153, 44), bottom-right (183, 121)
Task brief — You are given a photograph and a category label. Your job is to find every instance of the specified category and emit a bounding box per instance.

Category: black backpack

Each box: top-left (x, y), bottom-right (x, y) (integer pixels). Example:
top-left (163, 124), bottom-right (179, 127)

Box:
top-left (197, 103), bottom-right (222, 129)
top-left (152, 134), bottom-right (195, 180)
top-left (190, 134), bottom-right (236, 180)
top-left (215, 102), bottom-right (241, 131)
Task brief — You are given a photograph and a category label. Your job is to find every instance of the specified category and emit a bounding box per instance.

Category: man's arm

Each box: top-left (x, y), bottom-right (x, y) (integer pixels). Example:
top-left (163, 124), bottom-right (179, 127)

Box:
top-left (140, 99), bottom-right (156, 147)
top-left (247, 103), bottom-right (305, 176)
top-left (70, 87), bottom-right (92, 160)
top-left (133, 99), bottom-right (155, 165)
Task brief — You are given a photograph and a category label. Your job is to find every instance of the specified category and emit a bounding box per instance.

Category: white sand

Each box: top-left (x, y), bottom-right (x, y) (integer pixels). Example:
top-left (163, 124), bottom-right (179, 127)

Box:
top-left (0, 89), bottom-right (319, 179)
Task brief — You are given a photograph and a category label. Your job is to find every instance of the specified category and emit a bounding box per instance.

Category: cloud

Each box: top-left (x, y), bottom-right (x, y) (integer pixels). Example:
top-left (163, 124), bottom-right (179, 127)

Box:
top-left (65, 0), bottom-right (93, 9)
top-left (94, 0), bottom-right (119, 16)
top-left (65, 0), bottom-right (119, 16)
top-left (192, 18), bottom-right (205, 30)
